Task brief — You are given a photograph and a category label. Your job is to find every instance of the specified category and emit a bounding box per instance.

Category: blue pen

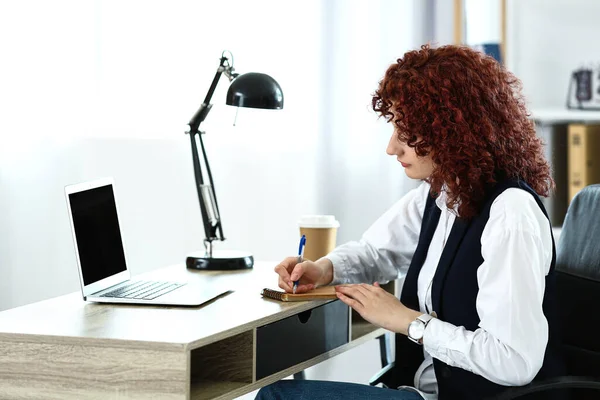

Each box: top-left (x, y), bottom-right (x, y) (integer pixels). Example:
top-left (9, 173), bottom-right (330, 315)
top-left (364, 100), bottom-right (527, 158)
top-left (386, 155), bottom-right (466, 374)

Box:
top-left (293, 235), bottom-right (306, 294)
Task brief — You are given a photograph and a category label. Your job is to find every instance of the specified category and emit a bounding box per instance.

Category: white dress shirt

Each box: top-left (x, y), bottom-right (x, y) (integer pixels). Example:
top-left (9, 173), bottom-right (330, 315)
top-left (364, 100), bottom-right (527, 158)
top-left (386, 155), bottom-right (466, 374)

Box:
top-left (326, 181), bottom-right (553, 399)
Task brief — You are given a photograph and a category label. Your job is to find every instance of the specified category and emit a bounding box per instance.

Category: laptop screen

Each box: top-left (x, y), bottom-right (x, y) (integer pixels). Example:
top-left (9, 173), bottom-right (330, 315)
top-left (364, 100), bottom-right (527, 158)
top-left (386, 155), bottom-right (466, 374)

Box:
top-left (68, 184), bottom-right (127, 286)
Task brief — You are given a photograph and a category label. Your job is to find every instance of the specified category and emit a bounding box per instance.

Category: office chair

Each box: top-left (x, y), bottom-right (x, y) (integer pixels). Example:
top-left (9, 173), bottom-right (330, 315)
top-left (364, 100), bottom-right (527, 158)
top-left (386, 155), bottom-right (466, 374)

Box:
top-left (370, 184), bottom-right (600, 399)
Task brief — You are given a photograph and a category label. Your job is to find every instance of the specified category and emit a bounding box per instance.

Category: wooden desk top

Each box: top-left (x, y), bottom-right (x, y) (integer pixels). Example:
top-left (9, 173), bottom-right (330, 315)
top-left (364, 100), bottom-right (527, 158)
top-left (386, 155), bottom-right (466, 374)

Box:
top-left (0, 262), bottom-right (334, 351)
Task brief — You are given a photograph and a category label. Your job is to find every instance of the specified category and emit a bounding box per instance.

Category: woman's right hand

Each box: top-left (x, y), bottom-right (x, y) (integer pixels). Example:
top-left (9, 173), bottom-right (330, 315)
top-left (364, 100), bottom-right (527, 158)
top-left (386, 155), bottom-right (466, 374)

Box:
top-left (274, 257), bottom-right (334, 293)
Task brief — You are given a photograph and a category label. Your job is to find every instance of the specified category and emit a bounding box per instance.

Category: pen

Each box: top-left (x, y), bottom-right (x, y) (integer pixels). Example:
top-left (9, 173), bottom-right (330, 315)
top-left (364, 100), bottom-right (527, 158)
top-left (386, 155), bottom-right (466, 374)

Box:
top-left (293, 235), bottom-right (306, 294)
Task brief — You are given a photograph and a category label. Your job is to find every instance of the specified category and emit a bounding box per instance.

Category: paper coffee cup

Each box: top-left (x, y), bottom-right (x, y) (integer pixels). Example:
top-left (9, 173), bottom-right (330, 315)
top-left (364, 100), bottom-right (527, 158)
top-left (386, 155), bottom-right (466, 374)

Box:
top-left (298, 215), bottom-right (340, 261)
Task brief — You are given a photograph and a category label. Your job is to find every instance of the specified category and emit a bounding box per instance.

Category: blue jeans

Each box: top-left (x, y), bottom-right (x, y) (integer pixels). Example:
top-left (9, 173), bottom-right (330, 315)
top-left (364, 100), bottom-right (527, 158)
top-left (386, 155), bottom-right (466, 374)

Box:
top-left (255, 379), bottom-right (424, 400)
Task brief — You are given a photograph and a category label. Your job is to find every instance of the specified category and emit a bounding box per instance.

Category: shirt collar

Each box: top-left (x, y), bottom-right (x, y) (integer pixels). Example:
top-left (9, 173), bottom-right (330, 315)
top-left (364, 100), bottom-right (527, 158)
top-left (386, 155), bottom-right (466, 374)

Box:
top-left (435, 190), bottom-right (447, 211)
top-left (435, 185), bottom-right (459, 214)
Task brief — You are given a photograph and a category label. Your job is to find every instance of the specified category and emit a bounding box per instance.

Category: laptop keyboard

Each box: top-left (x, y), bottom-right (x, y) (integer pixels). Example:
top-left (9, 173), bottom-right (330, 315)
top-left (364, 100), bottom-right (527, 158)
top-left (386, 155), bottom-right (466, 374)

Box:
top-left (99, 280), bottom-right (185, 300)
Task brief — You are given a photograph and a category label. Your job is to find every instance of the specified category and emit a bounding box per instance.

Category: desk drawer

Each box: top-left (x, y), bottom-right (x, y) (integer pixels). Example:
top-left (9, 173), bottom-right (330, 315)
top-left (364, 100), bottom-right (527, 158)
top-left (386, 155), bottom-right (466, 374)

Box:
top-left (255, 300), bottom-right (349, 380)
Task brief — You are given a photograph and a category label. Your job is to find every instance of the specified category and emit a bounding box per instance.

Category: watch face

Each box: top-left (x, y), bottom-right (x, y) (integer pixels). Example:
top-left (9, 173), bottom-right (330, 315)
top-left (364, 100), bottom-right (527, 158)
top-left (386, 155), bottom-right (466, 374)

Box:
top-left (408, 320), bottom-right (425, 340)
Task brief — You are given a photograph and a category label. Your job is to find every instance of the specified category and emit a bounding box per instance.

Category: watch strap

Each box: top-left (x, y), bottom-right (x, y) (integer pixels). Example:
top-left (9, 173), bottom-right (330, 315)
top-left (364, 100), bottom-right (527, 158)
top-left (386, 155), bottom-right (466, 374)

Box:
top-left (417, 313), bottom-right (434, 325)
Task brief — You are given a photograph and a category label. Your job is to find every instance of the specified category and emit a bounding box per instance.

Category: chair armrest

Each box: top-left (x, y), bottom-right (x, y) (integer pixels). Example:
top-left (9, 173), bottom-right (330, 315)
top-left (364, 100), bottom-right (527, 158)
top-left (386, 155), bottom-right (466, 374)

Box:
top-left (369, 361), bottom-right (396, 388)
top-left (491, 376), bottom-right (600, 400)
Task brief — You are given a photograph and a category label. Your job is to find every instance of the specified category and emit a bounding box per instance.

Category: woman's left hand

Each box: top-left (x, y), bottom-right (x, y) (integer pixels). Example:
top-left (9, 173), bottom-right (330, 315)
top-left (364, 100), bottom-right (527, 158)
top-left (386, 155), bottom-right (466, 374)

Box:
top-left (335, 283), bottom-right (421, 335)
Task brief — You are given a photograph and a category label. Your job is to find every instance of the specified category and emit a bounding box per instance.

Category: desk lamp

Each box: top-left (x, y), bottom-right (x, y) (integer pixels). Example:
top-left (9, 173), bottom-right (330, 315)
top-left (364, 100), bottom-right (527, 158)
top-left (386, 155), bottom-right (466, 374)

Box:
top-left (185, 51), bottom-right (284, 270)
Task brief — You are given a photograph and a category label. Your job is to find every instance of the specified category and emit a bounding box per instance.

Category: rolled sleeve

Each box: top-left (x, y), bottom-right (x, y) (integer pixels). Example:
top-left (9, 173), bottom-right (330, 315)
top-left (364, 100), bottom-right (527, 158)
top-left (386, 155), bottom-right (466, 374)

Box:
top-left (325, 251), bottom-right (349, 285)
top-left (325, 182), bottom-right (428, 285)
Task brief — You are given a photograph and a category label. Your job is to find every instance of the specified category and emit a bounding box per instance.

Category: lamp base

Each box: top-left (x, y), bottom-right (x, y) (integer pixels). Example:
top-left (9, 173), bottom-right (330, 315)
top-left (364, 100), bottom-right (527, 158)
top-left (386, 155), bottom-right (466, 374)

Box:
top-left (186, 250), bottom-right (254, 270)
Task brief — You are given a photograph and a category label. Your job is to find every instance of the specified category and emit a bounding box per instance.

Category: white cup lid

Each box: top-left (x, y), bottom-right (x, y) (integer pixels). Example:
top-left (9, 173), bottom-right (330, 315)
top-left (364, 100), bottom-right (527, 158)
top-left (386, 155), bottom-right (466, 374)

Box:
top-left (298, 215), bottom-right (340, 228)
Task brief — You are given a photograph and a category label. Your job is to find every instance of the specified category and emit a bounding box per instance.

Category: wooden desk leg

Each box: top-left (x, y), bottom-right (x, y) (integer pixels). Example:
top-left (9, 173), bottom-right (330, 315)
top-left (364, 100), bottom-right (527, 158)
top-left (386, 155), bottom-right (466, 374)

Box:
top-left (0, 338), bottom-right (189, 399)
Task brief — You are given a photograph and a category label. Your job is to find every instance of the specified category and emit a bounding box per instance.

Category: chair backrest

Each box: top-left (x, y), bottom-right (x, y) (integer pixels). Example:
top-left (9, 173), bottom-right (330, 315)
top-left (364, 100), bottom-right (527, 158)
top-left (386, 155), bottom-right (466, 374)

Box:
top-left (556, 184), bottom-right (600, 378)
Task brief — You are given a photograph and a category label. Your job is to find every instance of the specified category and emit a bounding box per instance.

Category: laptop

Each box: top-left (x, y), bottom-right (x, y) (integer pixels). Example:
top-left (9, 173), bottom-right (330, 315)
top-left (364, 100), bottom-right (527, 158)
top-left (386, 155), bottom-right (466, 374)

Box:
top-left (65, 177), bottom-right (225, 306)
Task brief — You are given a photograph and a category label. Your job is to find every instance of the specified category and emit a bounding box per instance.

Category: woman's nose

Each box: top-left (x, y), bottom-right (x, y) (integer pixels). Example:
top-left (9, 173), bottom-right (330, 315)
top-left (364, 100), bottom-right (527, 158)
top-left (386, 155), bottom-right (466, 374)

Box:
top-left (386, 134), bottom-right (404, 156)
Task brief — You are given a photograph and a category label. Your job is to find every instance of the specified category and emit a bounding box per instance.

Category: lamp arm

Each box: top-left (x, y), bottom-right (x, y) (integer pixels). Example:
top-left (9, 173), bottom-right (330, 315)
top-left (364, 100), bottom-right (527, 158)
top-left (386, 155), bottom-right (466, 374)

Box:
top-left (197, 130), bottom-right (225, 241)
top-left (188, 131), bottom-right (218, 242)
top-left (187, 54), bottom-right (234, 247)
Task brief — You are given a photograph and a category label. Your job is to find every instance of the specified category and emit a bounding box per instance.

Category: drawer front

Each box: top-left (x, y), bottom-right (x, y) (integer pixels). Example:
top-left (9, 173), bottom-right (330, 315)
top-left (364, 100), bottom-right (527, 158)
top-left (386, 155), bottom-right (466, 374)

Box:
top-left (255, 300), bottom-right (349, 380)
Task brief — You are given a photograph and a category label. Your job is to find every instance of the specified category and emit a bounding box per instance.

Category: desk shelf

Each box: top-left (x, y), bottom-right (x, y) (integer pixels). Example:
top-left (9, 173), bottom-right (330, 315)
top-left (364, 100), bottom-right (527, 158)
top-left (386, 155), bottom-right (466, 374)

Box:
top-left (351, 312), bottom-right (379, 340)
top-left (191, 381), bottom-right (248, 400)
top-left (532, 108), bottom-right (600, 124)
top-left (190, 330), bottom-right (253, 399)
top-left (189, 323), bottom-right (390, 400)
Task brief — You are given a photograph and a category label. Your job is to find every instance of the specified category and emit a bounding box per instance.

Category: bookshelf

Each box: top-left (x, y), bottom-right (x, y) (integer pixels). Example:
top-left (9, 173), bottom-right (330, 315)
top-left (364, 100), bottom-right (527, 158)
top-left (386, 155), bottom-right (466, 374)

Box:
top-left (532, 108), bottom-right (600, 124)
top-left (531, 108), bottom-right (600, 228)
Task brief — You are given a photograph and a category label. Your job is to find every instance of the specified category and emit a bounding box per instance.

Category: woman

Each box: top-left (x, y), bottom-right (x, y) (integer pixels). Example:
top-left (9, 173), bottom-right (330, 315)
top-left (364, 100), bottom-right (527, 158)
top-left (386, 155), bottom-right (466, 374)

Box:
top-left (256, 44), bottom-right (563, 400)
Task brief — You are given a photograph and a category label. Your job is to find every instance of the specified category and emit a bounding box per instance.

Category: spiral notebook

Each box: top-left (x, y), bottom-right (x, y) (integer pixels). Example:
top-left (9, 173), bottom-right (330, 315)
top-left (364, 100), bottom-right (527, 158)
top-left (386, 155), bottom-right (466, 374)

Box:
top-left (260, 286), bottom-right (337, 302)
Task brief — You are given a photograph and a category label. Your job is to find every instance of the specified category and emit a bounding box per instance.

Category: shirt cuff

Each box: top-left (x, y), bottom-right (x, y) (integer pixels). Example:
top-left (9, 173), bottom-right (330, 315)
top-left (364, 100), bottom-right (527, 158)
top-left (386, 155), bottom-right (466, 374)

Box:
top-left (422, 318), bottom-right (468, 364)
top-left (324, 252), bottom-right (349, 285)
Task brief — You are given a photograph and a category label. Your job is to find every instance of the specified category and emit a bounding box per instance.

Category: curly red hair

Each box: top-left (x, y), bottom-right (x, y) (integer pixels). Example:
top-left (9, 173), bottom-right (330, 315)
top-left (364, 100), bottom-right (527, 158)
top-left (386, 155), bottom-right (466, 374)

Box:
top-left (372, 44), bottom-right (553, 219)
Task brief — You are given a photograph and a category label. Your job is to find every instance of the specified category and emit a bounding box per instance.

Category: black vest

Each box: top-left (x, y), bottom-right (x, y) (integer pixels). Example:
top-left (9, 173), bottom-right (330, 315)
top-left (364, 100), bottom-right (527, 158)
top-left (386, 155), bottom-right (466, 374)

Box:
top-left (395, 180), bottom-right (564, 400)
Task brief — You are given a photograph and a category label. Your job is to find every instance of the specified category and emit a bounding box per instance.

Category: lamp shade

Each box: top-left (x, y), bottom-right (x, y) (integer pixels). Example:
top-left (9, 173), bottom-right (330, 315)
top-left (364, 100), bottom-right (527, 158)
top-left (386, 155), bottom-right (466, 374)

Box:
top-left (226, 72), bottom-right (284, 110)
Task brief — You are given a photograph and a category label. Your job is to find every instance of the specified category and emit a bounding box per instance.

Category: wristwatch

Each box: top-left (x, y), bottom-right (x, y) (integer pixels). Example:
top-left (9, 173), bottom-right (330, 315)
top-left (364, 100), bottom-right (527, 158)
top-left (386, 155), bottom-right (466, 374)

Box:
top-left (407, 313), bottom-right (434, 345)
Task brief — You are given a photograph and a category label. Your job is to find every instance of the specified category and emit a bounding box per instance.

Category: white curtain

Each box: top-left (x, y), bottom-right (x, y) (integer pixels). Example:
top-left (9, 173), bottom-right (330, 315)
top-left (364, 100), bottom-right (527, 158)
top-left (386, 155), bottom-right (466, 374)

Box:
top-left (315, 0), bottom-right (443, 243)
top-left (303, 0), bottom-right (452, 385)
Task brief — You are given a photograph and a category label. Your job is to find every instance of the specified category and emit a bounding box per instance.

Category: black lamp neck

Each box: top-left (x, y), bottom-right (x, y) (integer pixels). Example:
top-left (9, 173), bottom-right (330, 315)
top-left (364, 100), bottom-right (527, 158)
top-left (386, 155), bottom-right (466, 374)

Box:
top-left (189, 56), bottom-right (237, 134)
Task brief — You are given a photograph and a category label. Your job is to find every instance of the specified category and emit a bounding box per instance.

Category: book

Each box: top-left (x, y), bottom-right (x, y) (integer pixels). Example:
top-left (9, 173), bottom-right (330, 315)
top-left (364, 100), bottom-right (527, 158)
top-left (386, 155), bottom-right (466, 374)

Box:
top-left (260, 286), bottom-right (338, 302)
top-left (568, 124), bottom-right (600, 203)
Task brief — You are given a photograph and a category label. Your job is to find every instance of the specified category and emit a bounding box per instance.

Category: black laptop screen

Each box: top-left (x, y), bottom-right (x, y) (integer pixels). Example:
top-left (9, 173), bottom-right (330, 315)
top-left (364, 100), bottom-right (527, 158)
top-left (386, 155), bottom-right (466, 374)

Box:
top-left (69, 184), bottom-right (127, 286)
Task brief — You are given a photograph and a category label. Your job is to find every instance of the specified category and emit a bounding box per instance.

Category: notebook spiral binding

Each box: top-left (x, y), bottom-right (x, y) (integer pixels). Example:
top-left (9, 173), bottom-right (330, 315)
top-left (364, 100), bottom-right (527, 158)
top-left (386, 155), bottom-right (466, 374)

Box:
top-left (261, 288), bottom-right (285, 301)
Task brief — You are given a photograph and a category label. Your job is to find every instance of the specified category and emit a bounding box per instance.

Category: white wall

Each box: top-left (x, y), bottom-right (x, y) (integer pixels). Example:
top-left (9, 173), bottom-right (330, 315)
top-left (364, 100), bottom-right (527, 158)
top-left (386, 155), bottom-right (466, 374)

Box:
top-left (0, 1), bottom-right (433, 398)
top-left (0, 0), bottom-right (323, 311)
top-left (506, 0), bottom-right (600, 109)
top-left (0, 0), bottom-right (449, 310)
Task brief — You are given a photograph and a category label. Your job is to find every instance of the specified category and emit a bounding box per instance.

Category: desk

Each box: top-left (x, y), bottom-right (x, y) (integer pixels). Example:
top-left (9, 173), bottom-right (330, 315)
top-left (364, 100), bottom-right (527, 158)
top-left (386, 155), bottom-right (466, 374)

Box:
top-left (0, 263), bottom-right (396, 400)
